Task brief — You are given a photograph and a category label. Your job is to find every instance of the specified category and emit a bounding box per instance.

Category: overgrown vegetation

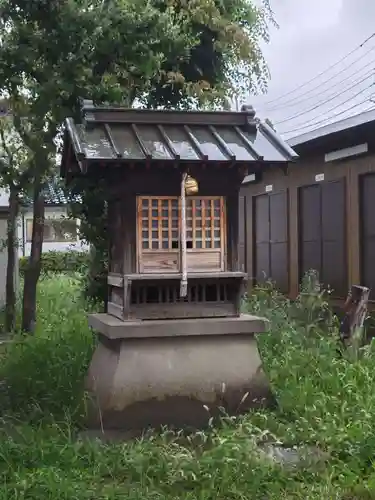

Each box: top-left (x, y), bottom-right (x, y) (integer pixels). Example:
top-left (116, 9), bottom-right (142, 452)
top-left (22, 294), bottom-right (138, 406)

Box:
top-left (19, 251), bottom-right (90, 277)
top-left (0, 274), bottom-right (374, 498)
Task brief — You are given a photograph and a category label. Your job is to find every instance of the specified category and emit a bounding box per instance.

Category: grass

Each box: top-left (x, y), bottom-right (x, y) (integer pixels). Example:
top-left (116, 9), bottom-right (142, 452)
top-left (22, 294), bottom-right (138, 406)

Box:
top-left (0, 274), bottom-right (375, 498)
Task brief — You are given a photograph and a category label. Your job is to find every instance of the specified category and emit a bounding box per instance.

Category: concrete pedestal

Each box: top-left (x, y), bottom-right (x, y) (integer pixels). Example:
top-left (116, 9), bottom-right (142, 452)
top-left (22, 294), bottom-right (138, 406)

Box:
top-left (86, 313), bottom-right (274, 431)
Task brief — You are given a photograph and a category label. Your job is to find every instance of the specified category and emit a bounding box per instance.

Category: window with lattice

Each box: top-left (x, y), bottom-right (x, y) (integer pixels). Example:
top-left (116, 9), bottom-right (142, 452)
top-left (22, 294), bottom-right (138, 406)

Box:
top-left (137, 196), bottom-right (225, 273)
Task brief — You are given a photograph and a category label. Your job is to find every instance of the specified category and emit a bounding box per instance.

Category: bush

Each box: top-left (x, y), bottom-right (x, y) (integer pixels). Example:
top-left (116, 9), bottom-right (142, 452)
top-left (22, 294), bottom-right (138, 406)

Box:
top-left (2, 273), bottom-right (375, 497)
top-left (246, 274), bottom-right (375, 467)
top-left (0, 274), bottom-right (95, 424)
top-left (81, 247), bottom-right (108, 308)
top-left (19, 250), bottom-right (90, 276)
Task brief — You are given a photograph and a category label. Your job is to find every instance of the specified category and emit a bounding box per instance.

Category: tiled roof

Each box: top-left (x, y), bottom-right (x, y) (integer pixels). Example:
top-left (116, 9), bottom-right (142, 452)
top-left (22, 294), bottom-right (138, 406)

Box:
top-left (42, 179), bottom-right (68, 205)
top-left (22, 178), bottom-right (71, 206)
top-left (62, 101), bottom-right (297, 174)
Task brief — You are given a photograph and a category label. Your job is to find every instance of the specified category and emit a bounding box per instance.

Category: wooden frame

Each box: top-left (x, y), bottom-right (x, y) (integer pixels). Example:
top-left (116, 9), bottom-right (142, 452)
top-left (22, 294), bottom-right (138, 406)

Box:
top-left (241, 158), bottom-right (350, 299)
top-left (240, 123), bottom-right (375, 304)
top-left (136, 195), bottom-right (226, 274)
top-left (251, 189), bottom-right (290, 294)
top-left (297, 178), bottom-right (347, 299)
top-left (350, 161), bottom-right (375, 296)
top-left (107, 271), bottom-right (247, 320)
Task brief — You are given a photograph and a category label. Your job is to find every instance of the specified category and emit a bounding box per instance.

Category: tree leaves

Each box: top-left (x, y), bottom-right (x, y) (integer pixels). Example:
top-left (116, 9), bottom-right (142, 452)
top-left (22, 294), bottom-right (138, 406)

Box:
top-left (0, 0), bottom-right (273, 129)
top-left (145, 0), bottom-right (274, 108)
top-left (0, 0), bottom-right (274, 317)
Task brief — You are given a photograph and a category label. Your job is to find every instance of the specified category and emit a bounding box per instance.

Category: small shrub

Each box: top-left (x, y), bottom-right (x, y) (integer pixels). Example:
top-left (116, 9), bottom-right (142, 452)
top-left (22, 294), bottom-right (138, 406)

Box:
top-left (81, 247), bottom-right (108, 307)
top-left (247, 273), bottom-right (375, 465)
top-left (0, 275), bottom-right (95, 424)
top-left (19, 250), bottom-right (89, 276)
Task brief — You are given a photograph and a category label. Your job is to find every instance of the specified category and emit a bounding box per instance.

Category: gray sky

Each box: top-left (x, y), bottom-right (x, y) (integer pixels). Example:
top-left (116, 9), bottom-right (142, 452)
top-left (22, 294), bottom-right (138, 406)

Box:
top-left (250, 0), bottom-right (375, 139)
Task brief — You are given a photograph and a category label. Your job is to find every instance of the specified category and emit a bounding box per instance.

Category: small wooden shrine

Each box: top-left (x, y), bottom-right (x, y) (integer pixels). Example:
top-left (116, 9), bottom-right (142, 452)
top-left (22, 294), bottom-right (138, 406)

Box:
top-left (61, 100), bottom-right (296, 431)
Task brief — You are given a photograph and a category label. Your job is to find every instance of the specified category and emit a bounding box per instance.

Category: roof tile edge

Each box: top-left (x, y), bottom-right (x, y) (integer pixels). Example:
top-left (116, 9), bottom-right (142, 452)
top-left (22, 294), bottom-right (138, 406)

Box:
top-left (79, 98), bottom-right (259, 127)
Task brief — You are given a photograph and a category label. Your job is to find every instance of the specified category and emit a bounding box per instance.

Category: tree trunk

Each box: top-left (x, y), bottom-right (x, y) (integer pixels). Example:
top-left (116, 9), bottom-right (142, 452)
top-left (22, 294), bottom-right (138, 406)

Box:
top-left (339, 285), bottom-right (370, 349)
top-left (21, 188), bottom-right (45, 334)
top-left (5, 188), bottom-right (19, 333)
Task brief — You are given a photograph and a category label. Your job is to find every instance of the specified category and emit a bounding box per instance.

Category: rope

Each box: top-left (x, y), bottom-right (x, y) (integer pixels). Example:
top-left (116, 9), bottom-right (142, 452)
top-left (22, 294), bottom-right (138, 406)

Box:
top-left (180, 172), bottom-right (188, 297)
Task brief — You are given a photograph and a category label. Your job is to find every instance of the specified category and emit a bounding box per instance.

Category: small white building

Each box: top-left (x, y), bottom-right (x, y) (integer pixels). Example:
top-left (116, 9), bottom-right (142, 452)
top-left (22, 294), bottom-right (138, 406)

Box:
top-left (18, 180), bottom-right (88, 257)
top-left (0, 179), bottom-right (87, 306)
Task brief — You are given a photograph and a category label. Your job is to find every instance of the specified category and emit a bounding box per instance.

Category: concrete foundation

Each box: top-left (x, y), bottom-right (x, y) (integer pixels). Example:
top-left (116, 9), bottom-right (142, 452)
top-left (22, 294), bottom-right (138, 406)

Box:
top-left (86, 313), bottom-right (274, 431)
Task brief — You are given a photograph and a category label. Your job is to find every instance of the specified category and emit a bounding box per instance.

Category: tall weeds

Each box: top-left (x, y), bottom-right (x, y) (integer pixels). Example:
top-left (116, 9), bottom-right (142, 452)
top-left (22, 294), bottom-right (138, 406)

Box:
top-left (0, 273), bottom-right (374, 498)
top-left (0, 274), bottom-right (95, 424)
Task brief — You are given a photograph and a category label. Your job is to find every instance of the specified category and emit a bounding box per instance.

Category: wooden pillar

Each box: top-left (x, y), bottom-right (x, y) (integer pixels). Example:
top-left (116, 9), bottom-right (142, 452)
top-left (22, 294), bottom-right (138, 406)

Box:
top-left (226, 190), bottom-right (240, 272)
top-left (288, 183), bottom-right (299, 298)
top-left (347, 165), bottom-right (360, 287)
top-left (122, 193), bottom-right (137, 274)
top-left (238, 195), bottom-right (246, 273)
top-left (245, 194), bottom-right (254, 286)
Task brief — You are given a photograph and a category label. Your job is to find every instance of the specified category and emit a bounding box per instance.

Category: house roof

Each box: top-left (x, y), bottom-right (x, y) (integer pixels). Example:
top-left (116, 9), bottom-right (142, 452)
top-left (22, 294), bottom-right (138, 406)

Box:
top-left (21, 178), bottom-right (69, 207)
top-left (42, 179), bottom-right (68, 205)
top-left (287, 108), bottom-right (375, 148)
top-left (0, 178), bottom-right (76, 208)
top-left (62, 101), bottom-right (297, 176)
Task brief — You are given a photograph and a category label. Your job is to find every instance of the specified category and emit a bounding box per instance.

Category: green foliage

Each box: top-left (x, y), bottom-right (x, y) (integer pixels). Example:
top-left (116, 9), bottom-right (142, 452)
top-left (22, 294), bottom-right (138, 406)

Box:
top-left (0, 0), bottom-right (194, 115)
top-left (80, 247), bottom-right (108, 307)
top-left (0, 275), bottom-right (95, 424)
top-left (0, 0), bottom-right (272, 120)
top-left (0, 421), bottom-right (330, 500)
top-left (19, 251), bottom-right (90, 277)
top-left (146, 0), bottom-right (275, 108)
top-left (246, 276), bottom-right (375, 467)
top-left (0, 113), bottom-right (31, 190)
top-left (5, 273), bottom-right (375, 497)
top-left (67, 176), bottom-right (108, 305)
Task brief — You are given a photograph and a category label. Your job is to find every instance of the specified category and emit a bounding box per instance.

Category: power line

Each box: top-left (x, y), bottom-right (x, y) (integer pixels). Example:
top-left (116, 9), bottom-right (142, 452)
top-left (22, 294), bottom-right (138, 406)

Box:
top-left (285, 102), bottom-right (375, 138)
top-left (262, 31), bottom-right (375, 107)
top-left (275, 71), bottom-right (374, 125)
top-left (266, 55), bottom-right (375, 112)
top-left (284, 100), bottom-right (374, 136)
top-left (284, 83), bottom-right (374, 132)
top-left (283, 95), bottom-right (374, 136)
top-left (264, 42), bottom-right (375, 111)
top-left (281, 83), bottom-right (373, 133)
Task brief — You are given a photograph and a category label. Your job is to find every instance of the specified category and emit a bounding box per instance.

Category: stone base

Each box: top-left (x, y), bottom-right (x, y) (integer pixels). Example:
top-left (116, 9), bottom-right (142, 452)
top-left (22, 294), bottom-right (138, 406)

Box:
top-left (86, 313), bottom-right (275, 431)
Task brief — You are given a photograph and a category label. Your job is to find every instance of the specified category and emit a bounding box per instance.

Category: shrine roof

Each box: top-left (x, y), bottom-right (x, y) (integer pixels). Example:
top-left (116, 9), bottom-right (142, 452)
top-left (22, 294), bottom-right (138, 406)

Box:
top-left (62, 101), bottom-right (297, 175)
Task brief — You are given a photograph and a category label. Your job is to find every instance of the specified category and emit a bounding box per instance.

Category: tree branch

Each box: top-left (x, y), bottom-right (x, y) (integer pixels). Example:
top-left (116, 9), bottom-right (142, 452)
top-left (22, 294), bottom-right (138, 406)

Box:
top-left (0, 123), bottom-right (14, 165)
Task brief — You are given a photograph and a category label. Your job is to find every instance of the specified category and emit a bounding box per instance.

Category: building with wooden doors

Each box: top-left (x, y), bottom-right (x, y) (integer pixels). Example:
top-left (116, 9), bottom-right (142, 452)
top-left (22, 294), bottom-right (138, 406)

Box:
top-left (60, 101), bottom-right (295, 431)
top-left (240, 108), bottom-right (375, 300)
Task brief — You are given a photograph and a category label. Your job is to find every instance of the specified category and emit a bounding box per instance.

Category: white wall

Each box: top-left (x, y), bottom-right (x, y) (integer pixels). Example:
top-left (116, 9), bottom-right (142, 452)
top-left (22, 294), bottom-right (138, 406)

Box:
top-left (0, 189), bottom-right (9, 207)
top-left (18, 206), bottom-right (89, 257)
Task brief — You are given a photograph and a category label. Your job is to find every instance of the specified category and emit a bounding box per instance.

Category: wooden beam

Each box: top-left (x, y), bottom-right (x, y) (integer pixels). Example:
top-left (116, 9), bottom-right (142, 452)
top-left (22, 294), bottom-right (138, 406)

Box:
top-left (108, 273), bottom-right (123, 287)
top-left (131, 124), bottom-right (152, 161)
top-left (209, 125), bottom-right (235, 161)
top-left (157, 125), bottom-right (180, 160)
top-left (104, 123), bottom-right (122, 158)
top-left (234, 126), bottom-right (263, 161)
top-left (339, 285), bottom-right (370, 349)
top-left (184, 125), bottom-right (208, 161)
top-left (122, 276), bottom-right (132, 320)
